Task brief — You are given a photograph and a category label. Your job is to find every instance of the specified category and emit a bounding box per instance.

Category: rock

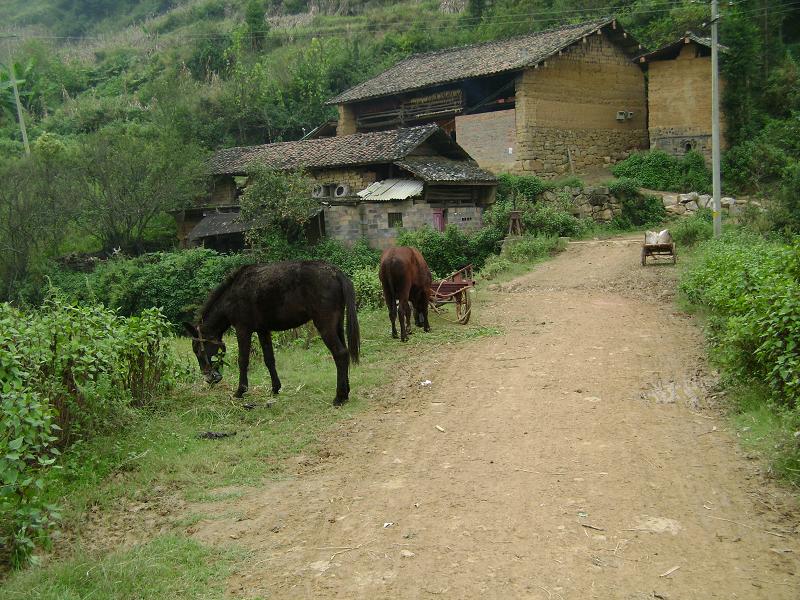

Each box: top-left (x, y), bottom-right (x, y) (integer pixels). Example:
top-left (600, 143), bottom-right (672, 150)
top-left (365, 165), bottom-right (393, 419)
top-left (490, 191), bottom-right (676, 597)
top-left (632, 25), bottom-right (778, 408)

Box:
top-left (662, 194), bottom-right (679, 207)
top-left (400, 549), bottom-right (415, 558)
top-left (543, 190), bottom-right (558, 202)
top-left (685, 201), bottom-right (699, 211)
top-left (666, 204), bottom-right (686, 215)
top-left (721, 196), bottom-right (736, 207)
top-left (677, 192), bottom-right (699, 204)
top-left (698, 194), bottom-right (712, 207)
top-left (598, 208), bottom-right (613, 221)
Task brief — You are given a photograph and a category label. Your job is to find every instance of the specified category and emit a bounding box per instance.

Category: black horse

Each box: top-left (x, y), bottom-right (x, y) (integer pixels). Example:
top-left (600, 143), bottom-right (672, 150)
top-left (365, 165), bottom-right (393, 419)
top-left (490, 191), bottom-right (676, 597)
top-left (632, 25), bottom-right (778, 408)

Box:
top-left (184, 261), bottom-right (360, 405)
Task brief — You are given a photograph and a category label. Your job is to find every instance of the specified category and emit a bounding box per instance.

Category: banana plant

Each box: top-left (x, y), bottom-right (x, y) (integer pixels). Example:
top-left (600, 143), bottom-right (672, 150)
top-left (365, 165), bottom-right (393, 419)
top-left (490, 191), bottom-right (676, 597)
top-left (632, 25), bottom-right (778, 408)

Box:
top-left (0, 60), bottom-right (33, 119)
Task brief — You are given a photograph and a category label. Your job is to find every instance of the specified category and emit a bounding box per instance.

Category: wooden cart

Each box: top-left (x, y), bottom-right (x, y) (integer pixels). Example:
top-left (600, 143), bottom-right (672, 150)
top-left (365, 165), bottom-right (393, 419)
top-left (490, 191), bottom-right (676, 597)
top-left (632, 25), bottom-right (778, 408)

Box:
top-left (430, 265), bottom-right (475, 324)
top-left (641, 234), bottom-right (677, 266)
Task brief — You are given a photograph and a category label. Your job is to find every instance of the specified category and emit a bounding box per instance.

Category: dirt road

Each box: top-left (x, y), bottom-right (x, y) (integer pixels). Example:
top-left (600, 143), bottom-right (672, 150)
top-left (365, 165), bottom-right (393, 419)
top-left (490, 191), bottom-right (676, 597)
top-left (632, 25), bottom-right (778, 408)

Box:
top-left (192, 238), bottom-right (800, 599)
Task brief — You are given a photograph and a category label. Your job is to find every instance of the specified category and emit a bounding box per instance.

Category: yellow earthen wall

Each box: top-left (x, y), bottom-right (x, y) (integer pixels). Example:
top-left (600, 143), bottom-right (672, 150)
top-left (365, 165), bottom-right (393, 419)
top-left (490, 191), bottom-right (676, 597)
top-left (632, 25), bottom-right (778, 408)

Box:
top-left (647, 43), bottom-right (726, 159)
top-left (514, 30), bottom-right (648, 176)
top-left (337, 104), bottom-right (357, 136)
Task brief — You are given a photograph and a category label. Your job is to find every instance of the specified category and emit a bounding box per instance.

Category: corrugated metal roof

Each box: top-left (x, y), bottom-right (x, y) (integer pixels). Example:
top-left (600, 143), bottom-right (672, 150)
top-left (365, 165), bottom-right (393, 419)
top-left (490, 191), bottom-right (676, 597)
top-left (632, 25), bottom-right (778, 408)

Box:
top-left (357, 179), bottom-right (424, 202)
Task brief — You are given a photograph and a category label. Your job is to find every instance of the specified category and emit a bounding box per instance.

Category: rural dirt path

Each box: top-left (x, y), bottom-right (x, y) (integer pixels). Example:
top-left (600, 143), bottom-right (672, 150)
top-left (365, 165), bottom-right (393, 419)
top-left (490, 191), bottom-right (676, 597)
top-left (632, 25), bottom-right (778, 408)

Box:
top-left (192, 238), bottom-right (800, 599)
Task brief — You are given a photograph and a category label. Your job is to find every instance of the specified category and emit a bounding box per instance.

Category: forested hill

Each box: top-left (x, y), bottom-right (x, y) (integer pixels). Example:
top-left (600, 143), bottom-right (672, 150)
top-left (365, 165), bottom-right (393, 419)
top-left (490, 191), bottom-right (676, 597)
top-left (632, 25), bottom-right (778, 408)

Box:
top-left (1, 1), bottom-right (798, 183)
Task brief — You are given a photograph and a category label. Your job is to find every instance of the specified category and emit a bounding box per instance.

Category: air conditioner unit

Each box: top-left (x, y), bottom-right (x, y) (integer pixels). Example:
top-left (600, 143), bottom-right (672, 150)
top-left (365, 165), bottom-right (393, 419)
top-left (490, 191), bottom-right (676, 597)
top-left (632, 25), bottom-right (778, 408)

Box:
top-left (615, 111), bottom-right (627, 121)
top-left (312, 184), bottom-right (325, 198)
top-left (626, 111), bottom-right (635, 119)
top-left (334, 184), bottom-right (351, 198)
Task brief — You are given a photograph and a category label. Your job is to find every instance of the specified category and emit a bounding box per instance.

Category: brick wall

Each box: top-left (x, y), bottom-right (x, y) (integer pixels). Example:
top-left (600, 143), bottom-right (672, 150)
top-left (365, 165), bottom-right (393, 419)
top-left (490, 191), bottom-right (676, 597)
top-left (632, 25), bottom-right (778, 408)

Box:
top-left (647, 43), bottom-right (726, 160)
top-left (455, 109), bottom-right (517, 171)
top-left (310, 167), bottom-right (376, 193)
top-left (514, 30), bottom-right (648, 177)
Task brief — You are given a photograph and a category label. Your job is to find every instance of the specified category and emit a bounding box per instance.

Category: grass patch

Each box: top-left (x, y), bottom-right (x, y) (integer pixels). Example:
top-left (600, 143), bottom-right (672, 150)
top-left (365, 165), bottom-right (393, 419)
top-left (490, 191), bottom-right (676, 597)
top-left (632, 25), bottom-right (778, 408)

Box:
top-left (24, 308), bottom-right (501, 532)
top-left (1, 535), bottom-right (238, 600)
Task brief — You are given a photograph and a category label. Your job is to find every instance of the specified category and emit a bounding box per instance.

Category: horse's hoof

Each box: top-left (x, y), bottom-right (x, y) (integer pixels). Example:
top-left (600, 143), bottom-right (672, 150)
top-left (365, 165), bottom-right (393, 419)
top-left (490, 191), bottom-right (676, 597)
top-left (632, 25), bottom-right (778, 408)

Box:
top-left (272, 386), bottom-right (281, 395)
top-left (234, 387), bottom-right (248, 398)
top-left (333, 397), bottom-right (346, 407)
top-left (392, 333), bottom-right (398, 339)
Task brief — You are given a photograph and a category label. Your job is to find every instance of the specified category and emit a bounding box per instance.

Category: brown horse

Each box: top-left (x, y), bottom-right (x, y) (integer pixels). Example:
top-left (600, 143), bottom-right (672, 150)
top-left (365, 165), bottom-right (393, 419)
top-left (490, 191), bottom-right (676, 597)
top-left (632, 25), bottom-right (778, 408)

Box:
top-left (184, 261), bottom-right (360, 405)
top-left (379, 246), bottom-right (432, 341)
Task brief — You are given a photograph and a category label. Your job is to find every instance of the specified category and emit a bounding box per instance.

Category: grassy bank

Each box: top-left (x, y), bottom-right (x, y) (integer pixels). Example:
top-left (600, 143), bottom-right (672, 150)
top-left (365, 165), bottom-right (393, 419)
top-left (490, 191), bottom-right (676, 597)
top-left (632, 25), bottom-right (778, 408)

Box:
top-left (1, 304), bottom-right (500, 594)
top-left (678, 231), bottom-right (800, 488)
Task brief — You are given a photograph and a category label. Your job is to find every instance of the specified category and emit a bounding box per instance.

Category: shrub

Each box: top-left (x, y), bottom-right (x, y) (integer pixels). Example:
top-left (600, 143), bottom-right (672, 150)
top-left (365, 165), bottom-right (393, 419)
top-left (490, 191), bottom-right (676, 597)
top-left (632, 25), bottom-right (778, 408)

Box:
top-left (680, 232), bottom-right (800, 407)
top-left (397, 225), bottom-right (503, 276)
top-left (522, 202), bottom-right (585, 238)
top-left (502, 235), bottom-right (562, 263)
top-left (671, 210), bottom-right (714, 246)
top-left (0, 296), bottom-right (175, 566)
top-left (612, 150), bottom-right (712, 193)
top-left (350, 266), bottom-right (383, 309)
top-left (479, 254), bottom-right (512, 280)
top-left (608, 178), bottom-right (667, 227)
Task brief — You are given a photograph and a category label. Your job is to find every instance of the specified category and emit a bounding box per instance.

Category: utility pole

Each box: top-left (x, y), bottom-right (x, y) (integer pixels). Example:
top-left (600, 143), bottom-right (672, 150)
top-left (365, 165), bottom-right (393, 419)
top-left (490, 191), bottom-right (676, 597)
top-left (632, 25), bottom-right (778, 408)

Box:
top-left (711, 0), bottom-right (722, 237)
top-left (2, 34), bottom-right (30, 156)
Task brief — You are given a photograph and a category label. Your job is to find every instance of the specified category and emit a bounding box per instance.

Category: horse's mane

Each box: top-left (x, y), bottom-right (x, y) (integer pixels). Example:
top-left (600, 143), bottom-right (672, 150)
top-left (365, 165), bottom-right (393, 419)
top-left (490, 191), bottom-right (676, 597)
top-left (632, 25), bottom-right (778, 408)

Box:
top-left (197, 264), bottom-right (250, 321)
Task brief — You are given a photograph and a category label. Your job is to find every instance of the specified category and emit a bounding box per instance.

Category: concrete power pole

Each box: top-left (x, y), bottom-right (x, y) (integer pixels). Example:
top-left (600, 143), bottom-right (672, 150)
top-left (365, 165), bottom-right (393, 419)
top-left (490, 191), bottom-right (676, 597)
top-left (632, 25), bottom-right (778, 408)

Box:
top-left (711, 0), bottom-right (722, 237)
top-left (3, 34), bottom-right (30, 156)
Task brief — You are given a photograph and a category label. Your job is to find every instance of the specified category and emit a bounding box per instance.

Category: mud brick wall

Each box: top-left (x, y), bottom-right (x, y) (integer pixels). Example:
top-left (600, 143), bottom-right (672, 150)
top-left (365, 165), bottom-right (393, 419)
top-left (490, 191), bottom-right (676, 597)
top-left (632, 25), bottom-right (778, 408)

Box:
top-left (647, 43), bottom-right (726, 161)
top-left (337, 104), bottom-right (357, 135)
top-left (514, 31), bottom-right (648, 177)
top-left (310, 168), bottom-right (377, 192)
top-left (207, 176), bottom-right (237, 206)
top-left (455, 109), bottom-right (517, 171)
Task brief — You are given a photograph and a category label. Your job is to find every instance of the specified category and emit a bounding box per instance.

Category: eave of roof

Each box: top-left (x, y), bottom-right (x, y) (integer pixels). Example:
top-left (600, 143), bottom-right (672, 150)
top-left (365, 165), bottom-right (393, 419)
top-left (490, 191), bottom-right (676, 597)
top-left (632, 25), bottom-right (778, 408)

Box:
top-left (395, 156), bottom-right (497, 184)
top-left (326, 17), bottom-right (643, 105)
top-left (635, 32), bottom-right (728, 63)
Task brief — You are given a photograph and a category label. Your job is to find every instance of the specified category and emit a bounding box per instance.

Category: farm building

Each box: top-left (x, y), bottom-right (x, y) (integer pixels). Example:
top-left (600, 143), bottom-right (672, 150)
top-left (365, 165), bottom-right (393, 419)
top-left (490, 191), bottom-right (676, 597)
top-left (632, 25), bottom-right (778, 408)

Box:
top-left (636, 33), bottom-right (726, 160)
top-left (327, 18), bottom-right (648, 178)
top-left (177, 125), bottom-right (496, 250)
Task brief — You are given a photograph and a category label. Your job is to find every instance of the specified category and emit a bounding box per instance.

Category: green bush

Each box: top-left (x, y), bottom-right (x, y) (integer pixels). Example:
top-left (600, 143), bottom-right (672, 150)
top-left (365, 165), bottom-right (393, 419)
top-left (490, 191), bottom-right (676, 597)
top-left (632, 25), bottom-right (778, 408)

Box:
top-left (671, 209), bottom-right (714, 246)
top-left (396, 225), bottom-right (503, 276)
top-left (612, 150), bottom-right (712, 193)
top-left (0, 296), bottom-right (175, 566)
top-left (680, 232), bottom-right (800, 407)
top-left (502, 235), bottom-right (562, 263)
top-left (479, 254), bottom-right (512, 280)
top-left (523, 202), bottom-right (585, 237)
top-left (350, 266), bottom-right (383, 309)
top-left (608, 178), bottom-right (667, 227)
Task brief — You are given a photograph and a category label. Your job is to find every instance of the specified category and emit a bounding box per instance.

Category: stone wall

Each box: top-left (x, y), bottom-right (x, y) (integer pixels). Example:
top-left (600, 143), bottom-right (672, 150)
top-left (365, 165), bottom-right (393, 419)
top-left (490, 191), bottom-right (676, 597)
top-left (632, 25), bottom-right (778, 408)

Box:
top-left (538, 186), bottom-right (622, 223)
top-left (648, 43), bottom-right (726, 160)
top-left (310, 167), bottom-right (377, 193)
top-left (324, 200), bottom-right (484, 249)
top-left (514, 31), bottom-right (648, 177)
top-left (455, 109), bottom-right (517, 171)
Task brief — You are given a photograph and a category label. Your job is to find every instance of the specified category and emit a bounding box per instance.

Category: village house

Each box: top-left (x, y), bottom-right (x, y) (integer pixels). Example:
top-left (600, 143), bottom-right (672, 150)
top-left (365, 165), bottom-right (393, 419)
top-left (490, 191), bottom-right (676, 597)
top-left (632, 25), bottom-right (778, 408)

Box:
top-left (636, 33), bottom-right (726, 160)
top-left (177, 125), bottom-right (496, 250)
top-left (327, 18), bottom-right (648, 178)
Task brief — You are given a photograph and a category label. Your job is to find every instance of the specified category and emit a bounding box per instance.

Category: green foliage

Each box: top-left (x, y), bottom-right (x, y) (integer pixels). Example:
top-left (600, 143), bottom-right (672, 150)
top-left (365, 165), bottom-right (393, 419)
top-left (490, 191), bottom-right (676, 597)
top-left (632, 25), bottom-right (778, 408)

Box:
top-left (0, 296), bottom-right (175, 566)
top-left (671, 209), bottom-right (714, 246)
top-left (502, 235), bottom-right (563, 263)
top-left (607, 179), bottom-right (666, 228)
top-left (396, 225), bottom-right (503, 276)
top-left (240, 166), bottom-right (316, 247)
top-left (522, 202), bottom-right (585, 237)
top-left (350, 266), bottom-right (383, 309)
top-left (680, 232), bottom-right (800, 407)
top-left (40, 249), bottom-right (254, 327)
top-left (612, 150), bottom-right (712, 193)
top-left (479, 254), bottom-right (512, 280)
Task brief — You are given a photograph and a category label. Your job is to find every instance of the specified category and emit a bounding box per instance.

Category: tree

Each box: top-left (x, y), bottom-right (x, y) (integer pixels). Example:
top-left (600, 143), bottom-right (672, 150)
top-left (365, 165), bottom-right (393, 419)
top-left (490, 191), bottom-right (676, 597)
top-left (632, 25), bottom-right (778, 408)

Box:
top-left (245, 0), bottom-right (269, 50)
top-left (0, 134), bottom-right (79, 299)
top-left (74, 125), bottom-right (207, 253)
top-left (239, 165), bottom-right (316, 251)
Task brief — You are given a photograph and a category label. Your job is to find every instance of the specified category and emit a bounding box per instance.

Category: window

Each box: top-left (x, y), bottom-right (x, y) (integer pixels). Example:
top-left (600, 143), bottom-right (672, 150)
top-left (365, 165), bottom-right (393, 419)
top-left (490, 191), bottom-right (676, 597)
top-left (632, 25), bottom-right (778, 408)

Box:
top-left (388, 212), bottom-right (403, 228)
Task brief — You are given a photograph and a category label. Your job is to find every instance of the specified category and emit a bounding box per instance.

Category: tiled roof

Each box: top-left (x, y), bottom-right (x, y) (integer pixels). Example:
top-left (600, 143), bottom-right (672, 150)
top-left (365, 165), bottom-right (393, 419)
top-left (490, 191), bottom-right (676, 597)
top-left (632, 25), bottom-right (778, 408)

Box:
top-left (328, 18), bottom-right (617, 104)
top-left (209, 125), bottom-right (440, 175)
top-left (188, 212), bottom-right (255, 241)
top-left (395, 156), bottom-right (497, 183)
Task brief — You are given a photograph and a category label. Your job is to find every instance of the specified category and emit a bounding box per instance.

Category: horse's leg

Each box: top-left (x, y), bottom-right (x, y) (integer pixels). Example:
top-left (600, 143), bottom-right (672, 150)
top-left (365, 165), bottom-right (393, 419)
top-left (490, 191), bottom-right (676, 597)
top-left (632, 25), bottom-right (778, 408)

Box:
top-left (336, 315), bottom-right (350, 398)
top-left (257, 330), bottom-right (281, 395)
top-left (389, 300), bottom-right (398, 339)
top-left (314, 315), bottom-right (350, 405)
top-left (398, 287), bottom-right (411, 342)
top-left (234, 327), bottom-right (252, 398)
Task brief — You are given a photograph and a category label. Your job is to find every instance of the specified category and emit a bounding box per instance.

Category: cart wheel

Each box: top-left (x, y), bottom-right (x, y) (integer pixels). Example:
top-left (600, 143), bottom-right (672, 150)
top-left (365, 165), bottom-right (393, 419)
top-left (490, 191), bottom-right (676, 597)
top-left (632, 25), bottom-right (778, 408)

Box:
top-left (456, 289), bottom-right (472, 325)
top-left (641, 247), bottom-right (647, 266)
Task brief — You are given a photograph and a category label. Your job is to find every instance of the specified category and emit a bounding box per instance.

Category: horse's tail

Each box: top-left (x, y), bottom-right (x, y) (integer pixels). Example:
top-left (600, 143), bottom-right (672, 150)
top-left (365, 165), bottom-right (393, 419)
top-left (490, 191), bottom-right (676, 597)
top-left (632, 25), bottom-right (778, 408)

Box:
top-left (340, 272), bottom-right (360, 365)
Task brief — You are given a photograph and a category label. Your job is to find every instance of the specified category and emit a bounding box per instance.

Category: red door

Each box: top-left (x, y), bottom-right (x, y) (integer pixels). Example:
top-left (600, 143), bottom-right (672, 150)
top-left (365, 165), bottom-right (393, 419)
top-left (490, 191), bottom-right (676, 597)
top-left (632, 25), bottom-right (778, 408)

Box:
top-left (432, 209), bottom-right (445, 232)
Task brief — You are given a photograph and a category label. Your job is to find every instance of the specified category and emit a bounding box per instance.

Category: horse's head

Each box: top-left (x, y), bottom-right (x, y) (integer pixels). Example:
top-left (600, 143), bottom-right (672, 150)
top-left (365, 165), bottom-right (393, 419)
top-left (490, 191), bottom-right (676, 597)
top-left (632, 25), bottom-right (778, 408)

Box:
top-left (183, 322), bottom-right (226, 385)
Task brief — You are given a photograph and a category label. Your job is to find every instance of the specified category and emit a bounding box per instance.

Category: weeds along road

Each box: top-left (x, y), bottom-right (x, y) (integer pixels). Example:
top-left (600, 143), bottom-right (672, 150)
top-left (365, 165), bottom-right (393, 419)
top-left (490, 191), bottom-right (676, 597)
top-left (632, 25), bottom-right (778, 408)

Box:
top-left (191, 238), bottom-right (800, 599)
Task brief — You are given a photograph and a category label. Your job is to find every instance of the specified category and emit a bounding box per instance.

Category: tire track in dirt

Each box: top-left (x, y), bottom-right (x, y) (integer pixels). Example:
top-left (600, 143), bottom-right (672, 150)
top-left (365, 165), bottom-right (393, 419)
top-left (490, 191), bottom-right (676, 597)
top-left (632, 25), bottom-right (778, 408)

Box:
top-left (190, 238), bottom-right (800, 599)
